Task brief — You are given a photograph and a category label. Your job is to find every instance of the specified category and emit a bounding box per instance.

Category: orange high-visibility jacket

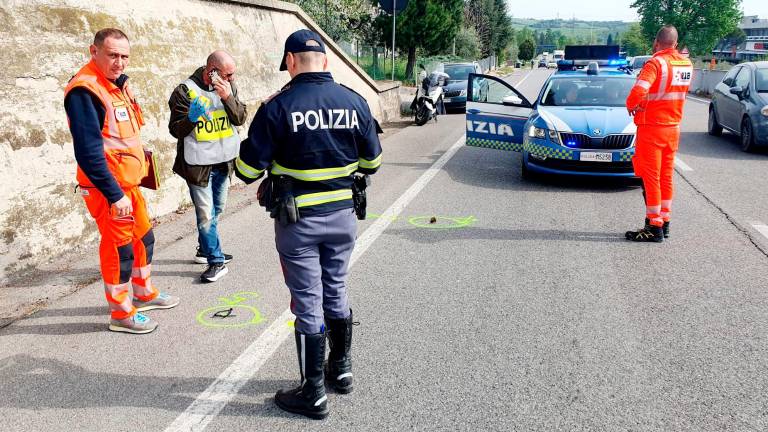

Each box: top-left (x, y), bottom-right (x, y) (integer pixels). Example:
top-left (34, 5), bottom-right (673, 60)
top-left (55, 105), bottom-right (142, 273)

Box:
top-left (64, 60), bottom-right (147, 188)
top-left (626, 48), bottom-right (693, 127)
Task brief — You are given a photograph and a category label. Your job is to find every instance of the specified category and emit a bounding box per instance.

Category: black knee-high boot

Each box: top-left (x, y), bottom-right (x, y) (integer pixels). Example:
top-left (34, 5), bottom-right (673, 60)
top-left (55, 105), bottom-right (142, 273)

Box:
top-left (275, 331), bottom-right (329, 419)
top-left (325, 310), bottom-right (353, 393)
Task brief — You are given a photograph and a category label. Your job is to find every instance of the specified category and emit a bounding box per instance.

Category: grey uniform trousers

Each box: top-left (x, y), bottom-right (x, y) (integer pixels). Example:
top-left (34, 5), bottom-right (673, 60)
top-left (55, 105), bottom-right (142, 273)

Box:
top-left (275, 208), bottom-right (356, 334)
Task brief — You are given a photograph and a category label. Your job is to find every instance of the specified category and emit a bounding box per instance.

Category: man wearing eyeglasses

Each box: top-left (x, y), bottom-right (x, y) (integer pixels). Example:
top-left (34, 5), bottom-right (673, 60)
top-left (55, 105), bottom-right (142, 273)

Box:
top-left (168, 50), bottom-right (247, 282)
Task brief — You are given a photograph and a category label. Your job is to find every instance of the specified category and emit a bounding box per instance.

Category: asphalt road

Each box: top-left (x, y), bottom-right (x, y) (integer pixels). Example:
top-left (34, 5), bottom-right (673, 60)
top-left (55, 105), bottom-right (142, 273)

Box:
top-left (2, 68), bottom-right (768, 431)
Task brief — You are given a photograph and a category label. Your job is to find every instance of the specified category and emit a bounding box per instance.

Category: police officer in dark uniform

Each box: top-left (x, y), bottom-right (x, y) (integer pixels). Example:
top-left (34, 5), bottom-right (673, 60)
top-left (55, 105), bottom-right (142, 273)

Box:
top-left (235, 29), bottom-right (382, 419)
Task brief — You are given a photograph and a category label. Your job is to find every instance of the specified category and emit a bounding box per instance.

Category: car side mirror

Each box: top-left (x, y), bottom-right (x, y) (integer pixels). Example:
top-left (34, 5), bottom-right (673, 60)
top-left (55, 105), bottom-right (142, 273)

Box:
top-left (502, 95), bottom-right (523, 106)
top-left (729, 86), bottom-right (744, 97)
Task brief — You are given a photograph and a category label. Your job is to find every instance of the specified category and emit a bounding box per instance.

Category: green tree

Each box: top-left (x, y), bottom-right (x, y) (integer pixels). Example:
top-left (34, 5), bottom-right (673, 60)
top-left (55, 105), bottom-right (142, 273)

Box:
top-left (384, 0), bottom-right (464, 79)
top-left (465, 0), bottom-right (513, 58)
top-left (631, 0), bottom-right (742, 55)
top-left (621, 22), bottom-right (651, 56)
top-left (516, 27), bottom-right (535, 45)
top-left (606, 33), bottom-right (614, 46)
top-left (489, 0), bottom-right (514, 58)
top-left (291, 0), bottom-right (373, 41)
top-left (455, 26), bottom-right (481, 60)
top-left (518, 38), bottom-right (535, 60)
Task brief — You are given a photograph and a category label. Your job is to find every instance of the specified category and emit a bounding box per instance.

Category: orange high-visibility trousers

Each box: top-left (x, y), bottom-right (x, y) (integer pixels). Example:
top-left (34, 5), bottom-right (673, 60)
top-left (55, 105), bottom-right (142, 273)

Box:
top-left (81, 186), bottom-right (158, 319)
top-left (632, 125), bottom-right (680, 227)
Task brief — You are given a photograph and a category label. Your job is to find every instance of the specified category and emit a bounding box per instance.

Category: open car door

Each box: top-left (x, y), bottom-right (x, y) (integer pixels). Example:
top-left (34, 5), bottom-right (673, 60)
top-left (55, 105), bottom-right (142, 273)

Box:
top-left (465, 73), bottom-right (533, 151)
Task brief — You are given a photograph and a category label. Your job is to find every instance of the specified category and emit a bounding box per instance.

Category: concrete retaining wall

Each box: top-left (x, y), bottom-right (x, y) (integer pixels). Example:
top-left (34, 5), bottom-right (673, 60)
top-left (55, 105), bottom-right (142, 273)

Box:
top-left (689, 68), bottom-right (728, 96)
top-left (0, 0), bottom-right (399, 283)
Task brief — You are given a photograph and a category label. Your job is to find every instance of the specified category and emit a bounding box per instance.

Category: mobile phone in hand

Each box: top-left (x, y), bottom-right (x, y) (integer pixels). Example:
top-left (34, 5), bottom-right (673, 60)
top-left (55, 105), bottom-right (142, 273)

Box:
top-left (208, 69), bottom-right (221, 83)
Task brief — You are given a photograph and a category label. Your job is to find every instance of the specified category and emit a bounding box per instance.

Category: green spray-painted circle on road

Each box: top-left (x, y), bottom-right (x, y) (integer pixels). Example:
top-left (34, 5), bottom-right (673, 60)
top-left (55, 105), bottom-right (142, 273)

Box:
top-left (196, 305), bottom-right (265, 329)
top-left (408, 215), bottom-right (477, 229)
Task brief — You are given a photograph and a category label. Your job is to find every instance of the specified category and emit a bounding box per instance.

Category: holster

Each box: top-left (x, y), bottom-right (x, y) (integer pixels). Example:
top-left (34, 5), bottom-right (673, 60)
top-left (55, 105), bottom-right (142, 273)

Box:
top-left (351, 174), bottom-right (370, 220)
top-left (276, 176), bottom-right (300, 226)
top-left (257, 175), bottom-right (274, 210)
top-left (258, 174), bottom-right (299, 226)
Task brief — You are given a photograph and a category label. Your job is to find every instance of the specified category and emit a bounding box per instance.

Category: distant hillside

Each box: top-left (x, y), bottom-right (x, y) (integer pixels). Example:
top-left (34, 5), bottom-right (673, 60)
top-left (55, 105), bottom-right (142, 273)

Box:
top-left (511, 18), bottom-right (634, 45)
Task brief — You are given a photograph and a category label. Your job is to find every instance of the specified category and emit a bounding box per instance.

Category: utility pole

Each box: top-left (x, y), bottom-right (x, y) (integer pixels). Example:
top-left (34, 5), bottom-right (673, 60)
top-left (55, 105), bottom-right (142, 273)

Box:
top-left (392, 0), bottom-right (397, 81)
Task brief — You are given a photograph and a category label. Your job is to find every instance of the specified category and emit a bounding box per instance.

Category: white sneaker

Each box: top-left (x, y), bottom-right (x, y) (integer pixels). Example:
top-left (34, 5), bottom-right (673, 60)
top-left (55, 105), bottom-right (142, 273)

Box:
top-left (108, 313), bottom-right (158, 334)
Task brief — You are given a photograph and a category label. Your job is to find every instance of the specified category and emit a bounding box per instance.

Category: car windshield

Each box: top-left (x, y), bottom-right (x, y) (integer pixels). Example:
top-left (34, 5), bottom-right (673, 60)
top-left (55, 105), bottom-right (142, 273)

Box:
top-left (443, 65), bottom-right (475, 81)
top-left (632, 57), bottom-right (650, 69)
top-left (540, 76), bottom-right (635, 107)
top-left (757, 69), bottom-right (768, 92)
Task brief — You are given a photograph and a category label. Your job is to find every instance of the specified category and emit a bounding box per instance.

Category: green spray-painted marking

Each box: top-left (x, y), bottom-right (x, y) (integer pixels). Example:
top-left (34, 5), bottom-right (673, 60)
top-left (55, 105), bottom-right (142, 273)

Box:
top-left (196, 291), bottom-right (265, 329)
top-left (408, 215), bottom-right (477, 229)
top-left (368, 211), bottom-right (476, 229)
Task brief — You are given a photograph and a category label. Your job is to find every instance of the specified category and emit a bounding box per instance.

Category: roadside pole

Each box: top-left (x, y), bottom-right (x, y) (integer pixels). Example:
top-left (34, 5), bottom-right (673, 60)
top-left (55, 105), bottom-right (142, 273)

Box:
top-left (392, 0), bottom-right (396, 81)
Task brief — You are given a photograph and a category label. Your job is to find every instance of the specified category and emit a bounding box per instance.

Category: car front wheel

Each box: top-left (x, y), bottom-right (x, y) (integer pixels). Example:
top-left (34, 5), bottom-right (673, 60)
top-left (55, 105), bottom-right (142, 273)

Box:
top-left (708, 106), bottom-right (723, 136)
top-left (741, 117), bottom-right (756, 152)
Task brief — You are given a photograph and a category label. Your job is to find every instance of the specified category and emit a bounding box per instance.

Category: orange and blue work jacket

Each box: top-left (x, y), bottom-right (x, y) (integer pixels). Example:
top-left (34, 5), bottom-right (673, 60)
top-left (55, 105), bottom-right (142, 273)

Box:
top-left (626, 48), bottom-right (693, 127)
top-left (64, 60), bottom-right (146, 202)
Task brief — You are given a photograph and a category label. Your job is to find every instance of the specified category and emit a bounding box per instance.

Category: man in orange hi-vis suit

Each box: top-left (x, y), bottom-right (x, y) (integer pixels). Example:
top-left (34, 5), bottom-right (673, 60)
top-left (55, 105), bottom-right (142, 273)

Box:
top-left (625, 25), bottom-right (692, 243)
top-left (64, 28), bottom-right (179, 333)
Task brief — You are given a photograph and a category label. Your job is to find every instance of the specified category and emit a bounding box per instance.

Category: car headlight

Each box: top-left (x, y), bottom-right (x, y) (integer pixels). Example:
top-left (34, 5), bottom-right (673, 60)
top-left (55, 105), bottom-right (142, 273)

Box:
top-left (548, 129), bottom-right (560, 144)
top-left (762, 105), bottom-right (768, 117)
top-left (529, 126), bottom-right (546, 139)
top-left (528, 126), bottom-right (560, 143)
top-left (459, 89), bottom-right (467, 97)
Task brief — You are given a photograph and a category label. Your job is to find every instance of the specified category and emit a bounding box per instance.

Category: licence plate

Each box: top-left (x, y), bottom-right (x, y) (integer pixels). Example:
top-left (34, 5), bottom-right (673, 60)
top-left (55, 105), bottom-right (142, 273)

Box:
top-left (579, 152), bottom-right (612, 162)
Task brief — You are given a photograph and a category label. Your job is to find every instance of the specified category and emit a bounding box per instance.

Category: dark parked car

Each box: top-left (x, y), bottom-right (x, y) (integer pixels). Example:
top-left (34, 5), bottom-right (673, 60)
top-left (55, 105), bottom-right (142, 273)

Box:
top-left (440, 62), bottom-right (484, 112)
top-left (709, 61), bottom-right (768, 152)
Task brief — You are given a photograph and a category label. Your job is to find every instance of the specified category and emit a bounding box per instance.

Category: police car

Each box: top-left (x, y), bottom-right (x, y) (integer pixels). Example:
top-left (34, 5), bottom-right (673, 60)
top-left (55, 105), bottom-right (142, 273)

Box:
top-left (465, 46), bottom-right (638, 178)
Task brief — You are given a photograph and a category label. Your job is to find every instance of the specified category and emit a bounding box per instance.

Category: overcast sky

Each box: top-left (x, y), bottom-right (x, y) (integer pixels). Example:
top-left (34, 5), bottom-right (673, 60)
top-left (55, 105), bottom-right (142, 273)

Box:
top-left (506, 0), bottom-right (767, 22)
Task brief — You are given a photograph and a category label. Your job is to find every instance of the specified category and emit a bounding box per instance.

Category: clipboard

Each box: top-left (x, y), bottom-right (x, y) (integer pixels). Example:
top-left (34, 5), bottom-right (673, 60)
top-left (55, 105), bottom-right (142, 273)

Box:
top-left (140, 149), bottom-right (160, 190)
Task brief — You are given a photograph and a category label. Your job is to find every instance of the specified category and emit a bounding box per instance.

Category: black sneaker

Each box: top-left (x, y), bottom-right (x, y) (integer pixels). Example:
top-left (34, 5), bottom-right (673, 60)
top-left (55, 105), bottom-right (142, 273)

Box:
top-left (194, 247), bottom-right (233, 264)
top-left (201, 263), bottom-right (228, 282)
top-left (645, 219), bottom-right (670, 239)
top-left (625, 224), bottom-right (664, 243)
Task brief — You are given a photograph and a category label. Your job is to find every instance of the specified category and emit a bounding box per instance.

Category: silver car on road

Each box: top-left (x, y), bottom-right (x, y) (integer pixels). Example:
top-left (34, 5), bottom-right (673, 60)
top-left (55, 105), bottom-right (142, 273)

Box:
top-left (709, 61), bottom-right (768, 152)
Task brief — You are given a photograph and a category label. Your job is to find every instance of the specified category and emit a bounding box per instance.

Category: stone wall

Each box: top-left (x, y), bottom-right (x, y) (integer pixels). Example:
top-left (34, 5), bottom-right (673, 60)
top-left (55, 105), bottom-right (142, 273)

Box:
top-left (0, 0), bottom-right (398, 283)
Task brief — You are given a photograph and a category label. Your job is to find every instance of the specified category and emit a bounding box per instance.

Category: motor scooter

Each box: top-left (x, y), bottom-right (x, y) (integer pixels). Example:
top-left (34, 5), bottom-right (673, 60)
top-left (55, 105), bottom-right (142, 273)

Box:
top-left (411, 70), bottom-right (449, 126)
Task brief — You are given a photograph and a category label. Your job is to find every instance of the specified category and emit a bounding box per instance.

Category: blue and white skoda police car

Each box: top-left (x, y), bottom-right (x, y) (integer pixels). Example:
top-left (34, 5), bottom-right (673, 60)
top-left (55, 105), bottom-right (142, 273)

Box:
top-left (465, 46), bottom-right (638, 177)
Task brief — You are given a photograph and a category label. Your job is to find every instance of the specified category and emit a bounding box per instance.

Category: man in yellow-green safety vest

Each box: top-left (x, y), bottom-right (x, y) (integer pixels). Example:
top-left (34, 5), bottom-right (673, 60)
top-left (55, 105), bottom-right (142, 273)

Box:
top-left (167, 50), bottom-right (248, 283)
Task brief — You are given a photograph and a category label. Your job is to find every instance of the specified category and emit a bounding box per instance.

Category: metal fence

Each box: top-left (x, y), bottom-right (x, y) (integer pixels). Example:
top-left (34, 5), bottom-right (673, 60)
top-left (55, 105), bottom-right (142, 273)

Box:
top-left (478, 55), bottom-right (497, 72)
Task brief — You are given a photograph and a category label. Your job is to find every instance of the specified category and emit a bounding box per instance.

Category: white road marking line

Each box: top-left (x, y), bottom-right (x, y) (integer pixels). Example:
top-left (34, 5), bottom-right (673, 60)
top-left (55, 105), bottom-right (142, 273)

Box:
top-left (164, 308), bottom-right (294, 432)
top-left (674, 156), bottom-right (693, 171)
top-left (351, 135), bottom-right (465, 264)
top-left (686, 95), bottom-right (710, 104)
top-left (164, 135), bottom-right (467, 432)
top-left (514, 69), bottom-right (534, 87)
top-left (752, 223), bottom-right (768, 240)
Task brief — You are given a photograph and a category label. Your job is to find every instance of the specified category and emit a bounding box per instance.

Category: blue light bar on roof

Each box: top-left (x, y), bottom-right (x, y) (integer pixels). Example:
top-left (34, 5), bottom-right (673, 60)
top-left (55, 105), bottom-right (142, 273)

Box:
top-left (608, 59), bottom-right (629, 66)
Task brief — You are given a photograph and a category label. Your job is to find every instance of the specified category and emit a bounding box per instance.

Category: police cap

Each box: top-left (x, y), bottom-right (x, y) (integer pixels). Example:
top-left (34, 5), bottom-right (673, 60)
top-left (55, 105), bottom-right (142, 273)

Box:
top-left (279, 29), bottom-right (327, 71)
